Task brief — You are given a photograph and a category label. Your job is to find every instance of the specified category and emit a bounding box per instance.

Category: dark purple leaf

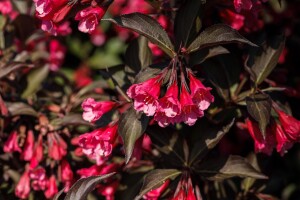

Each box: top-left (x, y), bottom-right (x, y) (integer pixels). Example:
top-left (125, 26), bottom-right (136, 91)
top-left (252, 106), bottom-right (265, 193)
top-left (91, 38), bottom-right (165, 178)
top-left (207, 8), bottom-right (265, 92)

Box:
top-left (246, 93), bottom-right (272, 139)
top-left (197, 155), bottom-right (268, 180)
top-left (64, 173), bottom-right (115, 200)
top-left (187, 24), bottom-right (257, 53)
top-left (134, 169), bottom-right (181, 200)
top-left (7, 102), bottom-right (38, 117)
top-left (0, 62), bottom-right (34, 79)
top-left (50, 113), bottom-right (94, 130)
top-left (118, 107), bottom-right (149, 163)
top-left (104, 13), bottom-right (175, 57)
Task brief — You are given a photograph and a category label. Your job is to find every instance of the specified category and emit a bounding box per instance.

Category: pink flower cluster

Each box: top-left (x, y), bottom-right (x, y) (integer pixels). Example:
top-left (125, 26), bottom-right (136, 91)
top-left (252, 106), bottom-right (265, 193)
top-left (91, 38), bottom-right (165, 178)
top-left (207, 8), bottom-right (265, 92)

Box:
top-left (33, 0), bottom-right (108, 35)
top-left (127, 71), bottom-right (214, 127)
top-left (78, 124), bottom-right (118, 165)
top-left (246, 109), bottom-right (300, 156)
top-left (3, 128), bottom-right (73, 199)
top-left (82, 98), bottom-right (116, 122)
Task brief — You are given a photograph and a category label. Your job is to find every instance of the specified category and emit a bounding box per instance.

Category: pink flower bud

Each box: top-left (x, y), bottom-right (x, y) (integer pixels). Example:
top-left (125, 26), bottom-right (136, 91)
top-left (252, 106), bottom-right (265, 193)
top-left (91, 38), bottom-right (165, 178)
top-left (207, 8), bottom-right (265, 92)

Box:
top-left (49, 40), bottom-right (66, 71)
top-left (61, 159), bottom-right (73, 183)
top-left (44, 175), bottom-right (58, 199)
top-left (47, 133), bottom-right (67, 161)
top-left (15, 170), bottom-right (31, 199)
top-left (20, 130), bottom-right (35, 161)
top-left (30, 134), bottom-right (44, 169)
top-left (4, 131), bottom-right (22, 153)
top-left (143, 180), bottom-right (170, 200)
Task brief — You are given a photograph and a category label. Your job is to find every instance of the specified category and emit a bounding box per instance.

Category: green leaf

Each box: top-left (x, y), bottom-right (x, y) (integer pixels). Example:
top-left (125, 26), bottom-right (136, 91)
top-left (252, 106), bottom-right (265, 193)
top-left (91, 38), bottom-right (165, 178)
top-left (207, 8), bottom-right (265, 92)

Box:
top-left (104, 13), bottom-right (175, 57)
top-left (0, 62), bottom-right (34, 79)
top-left (134, 169), bottom-right (181, 200)
top-left (7, 102), bottom-right (38, 117)
top-left (246, 93), bottom-right (272, 139)
top-left (174, 0), bottom-right (203, 49)
top-left (22, 65), bottom-right (49, 98)
top-left (50, 113), bottom-right (94, 130)
top-left (125, 36), bottom-right (152, 82)
top-left (249, 39), bottom-right (285, 85)
top-left (64, 173), bottom-right (115, 200)
top-left (118, 107), bottom-right (149, 163)
top-left (189, 119), bottom-right (235, 166)
top-left (197, 155), bottom-right (268, 181)
top-left (187, 24), bottom-right (257, 53)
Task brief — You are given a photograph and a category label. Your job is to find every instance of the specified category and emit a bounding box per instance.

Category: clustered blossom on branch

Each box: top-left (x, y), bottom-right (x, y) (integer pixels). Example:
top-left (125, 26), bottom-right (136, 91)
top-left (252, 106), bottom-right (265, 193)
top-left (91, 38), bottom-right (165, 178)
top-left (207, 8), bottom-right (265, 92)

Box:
top-left (127, 68), bottom-right (214, 127)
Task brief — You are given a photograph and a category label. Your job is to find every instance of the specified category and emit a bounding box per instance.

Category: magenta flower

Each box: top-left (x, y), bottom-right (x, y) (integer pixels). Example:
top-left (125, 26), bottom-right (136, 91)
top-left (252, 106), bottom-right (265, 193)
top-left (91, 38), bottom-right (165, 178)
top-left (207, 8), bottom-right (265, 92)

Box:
top-left (234, 0), bottom-right (253, 13)
top-left (79, 124), bottom-right (118, 165)
top-left (47, 133), bottom-right (67, 161)
top-left (188, 72), bottom-right (214, 111)
top-left (127, 76), bottom-right (162, 116)
top-left (245, 118), bottom-right (276, 155)
top-left (82, 98), bottom-right (116, 123)
top-left (276, 109), bottom-right (300, 141)
top-left (15, 170), bottom-right (31, 199)
top-left (30, 167), bottom-right (48, 191)
top-left (275, 123), bottom-right (294, 156)
top-left (143, 180), bottom-right (170, 200)
top-left (176, 85), bottom-right (203, 126)
top-left (75, 6), bottom-right (106, 34)
top-left (20, 130), bottom-right (35, 161)
top-left (61, 159), bottom-right (74, 191)
top-left (44, 175), bottom-right (58, 199)
top-left (30, 135), bottom-right (44, 169)
top-left (3, 131), bottom-right (22, 153)
top-left (49, 40), bottom-right (66, 71)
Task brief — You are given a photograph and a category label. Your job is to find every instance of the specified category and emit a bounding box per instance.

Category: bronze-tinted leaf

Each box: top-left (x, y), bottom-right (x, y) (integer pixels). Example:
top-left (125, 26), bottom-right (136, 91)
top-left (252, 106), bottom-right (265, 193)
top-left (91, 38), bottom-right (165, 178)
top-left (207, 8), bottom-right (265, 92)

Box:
top-left (134, 64), bottom-right (163, 84)
top-left (22, 65), bottom-right (49, 98)
top-left (7, 102), bottom-right (38, 117)
top-left (174, 0), bottom-right (203, 49)
top-left (246, 93), bottom-right (272, 139)
top-left (0, 62), bottom-right (34, 79)
top-left (64, 173), bottom-right (115, 200)
top-left (118, 107), bottom-right (149, 163)
top-left (134, 169), bottom-right (181, 200)
top-left (189, 46), bottom-right (230, 66)
top-left (187, 24), bottom-right (257, 53)
top-left (197, 155), bottom-right (268, 181)
top-left (125, 36), bottom-right (152, 82)
top-left (50, 113), bottom-right (94, 130)
top-left (249, 39), bottom-right (285, 85)
top-left (189, 119), bottom-right (235, 166)
top-left (104, 13), bottom-right (175, 57)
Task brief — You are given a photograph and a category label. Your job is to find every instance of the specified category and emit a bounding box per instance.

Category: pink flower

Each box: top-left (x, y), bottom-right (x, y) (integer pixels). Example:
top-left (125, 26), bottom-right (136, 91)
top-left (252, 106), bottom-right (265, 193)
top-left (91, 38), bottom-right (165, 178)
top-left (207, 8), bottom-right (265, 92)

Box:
top-left (34, 0), bottom-right (52, 17)
top-left (188, 72), bottom-right (214, 111)
top-left (143, 180), bottom-right (170, 200)
top-left (20, 130), bottom-right (35, 161)
top-left (234, 0), bottom-right (253, 12)
top-left (3, 131), bottom-right (22, 153)
top-left (0, 0), bottom-right (12, 15)
top-left (15, 170), bottom-right (31, 199)
top-left (30, 167), bottom-right (48, 191)
top-left (245, 118), bottom-right (276, 155)
top-left (61, 159), bottom-right (74, 191)
top-left (220, 9), bottom-right (245, 30)
top-left (127, 76), bottom-right (162, 116)
top-left (276, 109), bottom-right (300, 141)
top-left (98, 180), bottom-right (119, 200)
top-left (49, 40), bottom-right (66, 71)
top-left (90, 27), bottom-right (106, 46)
top-left (77, 165), bottom-right (103, 178)
top-left (44, 175), bottom-right (58, 199)
top-left (274, 123), bottom-right (294, 156)
top-left (30, 135), bottom-right (44, 169)
top-left (82, 98), bottom-right (116, 122)
top-left (47, 133), bottom-right (67, 161)
top-left (79, 124), bottom-right (118, 165)
top-left (176, 86), bottom-right (203, 126)
top-left (41, 20), bottom-right (72, 36)
top-left (75, 6), bottom-right (106, 33)
top-left (154, 82), bottom-right (181, 127)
